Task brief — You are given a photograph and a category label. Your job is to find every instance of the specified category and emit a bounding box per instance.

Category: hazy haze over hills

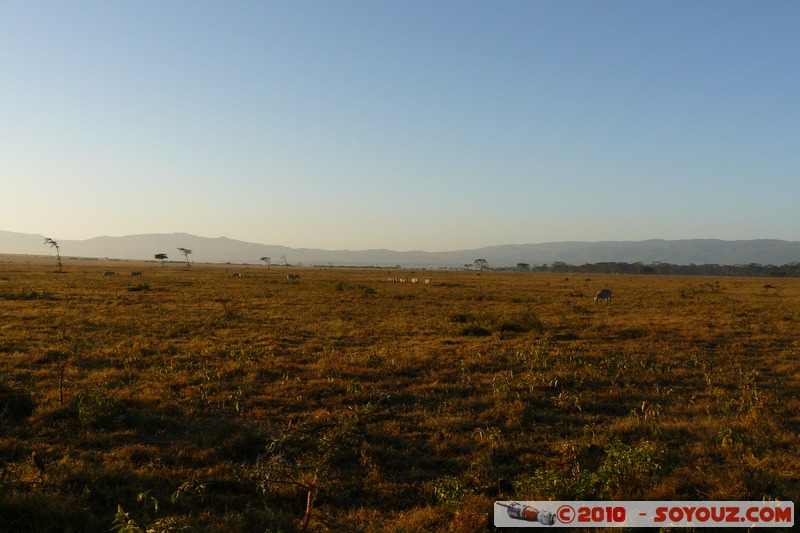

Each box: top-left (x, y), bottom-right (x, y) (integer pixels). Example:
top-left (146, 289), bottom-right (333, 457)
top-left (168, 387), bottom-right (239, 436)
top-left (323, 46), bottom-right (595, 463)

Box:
top-left (2, 230), bottom-right (799, 268)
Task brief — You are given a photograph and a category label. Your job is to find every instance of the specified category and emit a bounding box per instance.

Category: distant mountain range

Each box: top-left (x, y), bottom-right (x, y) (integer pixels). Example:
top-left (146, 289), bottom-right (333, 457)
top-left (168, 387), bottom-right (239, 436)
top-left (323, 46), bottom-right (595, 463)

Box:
top-left (2, 230), bottom-right (800, 268)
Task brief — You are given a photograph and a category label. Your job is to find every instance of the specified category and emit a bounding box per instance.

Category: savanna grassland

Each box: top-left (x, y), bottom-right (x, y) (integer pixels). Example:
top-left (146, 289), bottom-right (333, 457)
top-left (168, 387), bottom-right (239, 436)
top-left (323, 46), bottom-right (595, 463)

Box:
top-left (1, 255), bottom-right (798, 532)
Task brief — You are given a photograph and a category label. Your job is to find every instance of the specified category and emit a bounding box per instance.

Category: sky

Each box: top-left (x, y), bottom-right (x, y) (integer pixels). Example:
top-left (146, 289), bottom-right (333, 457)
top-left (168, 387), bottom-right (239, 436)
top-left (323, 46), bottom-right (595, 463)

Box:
top-left (2, 1), bottom-right (799, 252)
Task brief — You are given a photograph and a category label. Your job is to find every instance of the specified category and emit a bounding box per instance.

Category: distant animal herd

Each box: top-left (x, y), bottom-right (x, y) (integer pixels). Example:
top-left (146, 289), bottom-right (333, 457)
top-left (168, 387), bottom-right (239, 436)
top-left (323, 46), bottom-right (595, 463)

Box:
top-left (387, 277), bottom-right (431, 284)
top-left (98, 269), bottom-right (616, 303)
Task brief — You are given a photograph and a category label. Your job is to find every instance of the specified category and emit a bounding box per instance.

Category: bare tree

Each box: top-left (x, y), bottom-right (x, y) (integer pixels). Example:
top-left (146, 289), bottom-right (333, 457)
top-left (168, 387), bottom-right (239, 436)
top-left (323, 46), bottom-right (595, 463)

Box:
top-left (177, 248), bottom-right (192, 269)
top-left (280, 255), bottom-right (289, 269)
top-left (260, 256), bottom-right (271, 269)
top-left (43, 237), bottom-right (63, 272)
top-left (155, 253), bottom-right (168, 268)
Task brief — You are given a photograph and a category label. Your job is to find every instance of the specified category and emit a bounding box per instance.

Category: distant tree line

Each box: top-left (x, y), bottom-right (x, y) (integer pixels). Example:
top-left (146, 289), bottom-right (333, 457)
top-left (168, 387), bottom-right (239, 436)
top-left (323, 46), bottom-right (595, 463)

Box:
top-left (494, 261), bottom-right (800, 278)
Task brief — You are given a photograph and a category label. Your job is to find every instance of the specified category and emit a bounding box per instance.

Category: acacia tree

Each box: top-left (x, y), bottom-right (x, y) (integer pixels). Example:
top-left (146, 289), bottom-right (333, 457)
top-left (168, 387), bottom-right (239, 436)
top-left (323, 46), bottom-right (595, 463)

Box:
top-left (44, 237), bottom-right (63, 272)
top-left (177, 248), bottom-right (192, 269)
top-left (474, 258), bottom-right (489, 271)
top-left (155, 253), bottom-right (168, 268)
top-left (260, 256), bottom-right (271, 269)
top-left (255, 404), bottom-right (374, 530)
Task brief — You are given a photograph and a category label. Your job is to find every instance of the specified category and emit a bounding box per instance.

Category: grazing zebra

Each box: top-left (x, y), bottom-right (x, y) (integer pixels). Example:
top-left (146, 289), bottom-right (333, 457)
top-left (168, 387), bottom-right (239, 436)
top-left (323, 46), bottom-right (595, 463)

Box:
top-left (231, 273), bottom-right (242, 278)
top-left (103, 271), bottom-right (115, 277)
top-left (130, 272), bottom-right (142, 278)
top-left (287, 274), bottom-right (300, 281)
top-left (594, 289), bottom-right (612, 303)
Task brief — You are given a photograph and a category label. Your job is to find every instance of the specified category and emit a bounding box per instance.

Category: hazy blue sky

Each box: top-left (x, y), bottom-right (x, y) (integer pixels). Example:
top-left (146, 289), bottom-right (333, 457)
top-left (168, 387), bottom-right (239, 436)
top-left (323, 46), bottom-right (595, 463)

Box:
top-left (2, 1), bottom-right (798, 251)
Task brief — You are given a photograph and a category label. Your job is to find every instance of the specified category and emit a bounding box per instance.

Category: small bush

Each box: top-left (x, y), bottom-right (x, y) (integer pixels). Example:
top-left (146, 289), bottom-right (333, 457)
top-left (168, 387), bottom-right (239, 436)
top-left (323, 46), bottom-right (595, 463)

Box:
top-left (497, 310), bottom-right (543, 334)
top-left (360, 285), bottom-right (377, 296)
top-left (432, 475), bottom-right (477, 509)
top-left (76, 390), bottom-right (117, 428)
top-left (450, 313), bottom-right (470, 324)
top-left (0, 378), bottom-right (34, 423)
top-left (497, 321), bottom-right (530, 333)
top-left (461, 326), bottom-right (492, 337)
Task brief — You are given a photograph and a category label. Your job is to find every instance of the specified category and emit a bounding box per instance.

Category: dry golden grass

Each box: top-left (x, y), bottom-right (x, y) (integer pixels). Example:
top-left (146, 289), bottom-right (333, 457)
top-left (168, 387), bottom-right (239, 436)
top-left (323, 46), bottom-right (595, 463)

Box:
top-left (0, 255), bottom-right (798, 531)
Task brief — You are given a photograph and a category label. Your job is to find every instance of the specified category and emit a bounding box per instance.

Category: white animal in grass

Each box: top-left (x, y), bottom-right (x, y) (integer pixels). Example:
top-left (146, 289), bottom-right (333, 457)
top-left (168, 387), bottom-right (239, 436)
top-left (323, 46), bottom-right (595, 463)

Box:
top-left (594, 289), bottom-right (612, 303)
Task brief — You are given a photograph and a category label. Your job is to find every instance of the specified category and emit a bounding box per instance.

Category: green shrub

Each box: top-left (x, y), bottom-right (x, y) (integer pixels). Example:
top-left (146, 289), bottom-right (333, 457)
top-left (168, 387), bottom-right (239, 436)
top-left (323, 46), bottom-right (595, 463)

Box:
top-left (514, 440), bottom-right (661, 500)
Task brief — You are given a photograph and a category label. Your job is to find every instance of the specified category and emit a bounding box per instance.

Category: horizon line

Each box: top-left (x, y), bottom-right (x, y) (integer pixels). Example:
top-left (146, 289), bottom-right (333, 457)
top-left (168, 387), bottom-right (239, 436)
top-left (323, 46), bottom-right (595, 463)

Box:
top-left (2, 228), bottom-right (798, 255)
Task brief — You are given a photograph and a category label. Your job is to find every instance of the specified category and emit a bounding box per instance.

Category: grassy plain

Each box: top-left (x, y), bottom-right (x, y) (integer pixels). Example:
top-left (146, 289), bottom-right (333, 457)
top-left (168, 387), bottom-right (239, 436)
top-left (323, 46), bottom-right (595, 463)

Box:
top-left (0, 255), bottom-right (798, 531)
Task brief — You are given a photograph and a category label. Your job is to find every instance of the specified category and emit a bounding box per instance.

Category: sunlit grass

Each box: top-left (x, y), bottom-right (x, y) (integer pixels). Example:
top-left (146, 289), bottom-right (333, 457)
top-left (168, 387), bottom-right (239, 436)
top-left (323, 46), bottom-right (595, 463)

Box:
top-left (0, 256), bottom-right (798, 531)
